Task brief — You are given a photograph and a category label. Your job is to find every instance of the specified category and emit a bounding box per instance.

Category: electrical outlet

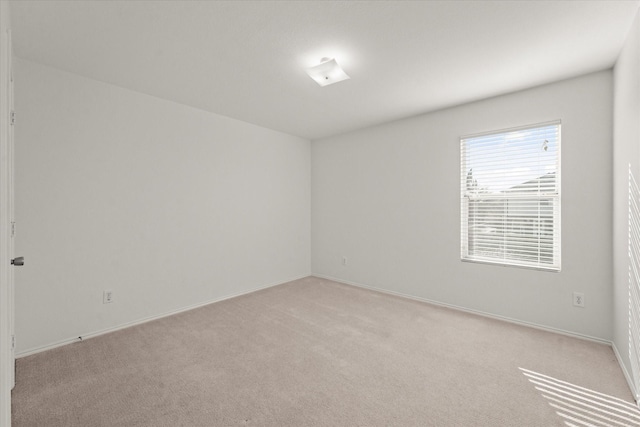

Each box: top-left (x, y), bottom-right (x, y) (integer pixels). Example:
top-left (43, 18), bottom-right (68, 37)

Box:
top-left (573, 292), bottom-right (585, 308)
top-left (342, 256), bottom-right (347, 266)
top-left (103, 290), bottom-right (113, 304)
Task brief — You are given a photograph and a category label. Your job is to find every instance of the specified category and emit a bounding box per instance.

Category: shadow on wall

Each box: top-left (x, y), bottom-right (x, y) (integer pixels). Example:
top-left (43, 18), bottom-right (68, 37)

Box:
top-left (629, 165), bottom-right (640, 403)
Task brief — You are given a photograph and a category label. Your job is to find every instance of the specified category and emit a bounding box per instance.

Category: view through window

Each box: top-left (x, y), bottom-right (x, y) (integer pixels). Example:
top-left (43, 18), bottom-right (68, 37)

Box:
top-left (460, 122), bottom-right (561, 270)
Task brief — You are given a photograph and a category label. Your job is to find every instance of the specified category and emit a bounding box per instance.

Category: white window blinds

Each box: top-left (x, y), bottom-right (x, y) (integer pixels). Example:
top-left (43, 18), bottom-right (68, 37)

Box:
top-left (460, 122), bottom-right (561, 271)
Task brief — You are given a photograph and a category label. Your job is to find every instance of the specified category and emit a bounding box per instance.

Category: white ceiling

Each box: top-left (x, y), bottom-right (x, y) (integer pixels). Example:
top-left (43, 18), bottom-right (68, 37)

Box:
top-left (9, 1), bottom-right (640, 140)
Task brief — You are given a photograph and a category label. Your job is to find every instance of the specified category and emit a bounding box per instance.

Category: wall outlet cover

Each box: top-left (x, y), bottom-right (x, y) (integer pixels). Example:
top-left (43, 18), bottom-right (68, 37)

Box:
top-left (103, 290), bottom-right (113, 304)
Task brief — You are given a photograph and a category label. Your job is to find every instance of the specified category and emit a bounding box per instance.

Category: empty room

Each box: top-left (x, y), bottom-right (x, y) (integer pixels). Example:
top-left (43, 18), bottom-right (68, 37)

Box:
top-left (2, 0), bottom-right (640, 426)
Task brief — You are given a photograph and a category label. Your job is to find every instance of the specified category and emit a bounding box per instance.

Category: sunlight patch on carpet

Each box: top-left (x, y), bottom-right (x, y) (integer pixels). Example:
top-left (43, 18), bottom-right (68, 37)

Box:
top-left (520, 368), bottom-right (640, 426)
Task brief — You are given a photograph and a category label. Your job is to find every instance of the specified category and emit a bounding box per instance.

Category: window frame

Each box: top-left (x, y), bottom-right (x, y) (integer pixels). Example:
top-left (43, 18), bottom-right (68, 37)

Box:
top-left (460, 121), bottom-right (561, 272)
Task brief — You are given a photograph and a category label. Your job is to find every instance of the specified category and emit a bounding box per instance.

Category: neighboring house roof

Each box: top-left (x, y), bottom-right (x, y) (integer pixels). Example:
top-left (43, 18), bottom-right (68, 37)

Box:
top-left (504, 172), bottom-right (556, 193)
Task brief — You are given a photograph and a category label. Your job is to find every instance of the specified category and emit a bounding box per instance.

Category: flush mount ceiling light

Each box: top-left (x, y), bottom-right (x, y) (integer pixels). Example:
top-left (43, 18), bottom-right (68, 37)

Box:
top-left (305, 57), bottom-right (350, 87)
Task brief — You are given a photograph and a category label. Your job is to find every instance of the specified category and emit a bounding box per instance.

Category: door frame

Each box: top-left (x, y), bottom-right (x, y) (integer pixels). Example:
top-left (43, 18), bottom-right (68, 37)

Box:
top-left (1, 1), bottom-right (14, 425)
top-left (8, 24), bottom-right (15, 391)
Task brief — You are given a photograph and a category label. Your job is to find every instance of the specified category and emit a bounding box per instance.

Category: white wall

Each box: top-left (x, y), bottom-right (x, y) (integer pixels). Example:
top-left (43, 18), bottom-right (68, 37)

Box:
top-left (613, 10), bottom-right (640, 393)
top-left (14, 59), bottom-right (310, 354)
top-left (312, 71), bottom-right (613, 340)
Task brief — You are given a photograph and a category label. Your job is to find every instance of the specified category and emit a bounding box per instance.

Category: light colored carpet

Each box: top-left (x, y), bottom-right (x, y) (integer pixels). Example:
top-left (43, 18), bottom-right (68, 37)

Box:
top-left (11, 276), bottom-right (640, 426)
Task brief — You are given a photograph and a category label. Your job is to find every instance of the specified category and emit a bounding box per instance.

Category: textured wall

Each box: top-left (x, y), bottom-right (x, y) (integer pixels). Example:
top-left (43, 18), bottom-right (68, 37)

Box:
top-left (313, 71), bottom-right (613, 340)
top-left (613, 10), bottom-right (640, 397)
top-left (14, 59), bottom-right (311, 354)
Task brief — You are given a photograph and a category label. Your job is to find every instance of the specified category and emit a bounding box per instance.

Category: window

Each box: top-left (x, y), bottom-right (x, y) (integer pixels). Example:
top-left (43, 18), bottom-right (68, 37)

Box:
top-left (460, 122), bottom-right (561, 271)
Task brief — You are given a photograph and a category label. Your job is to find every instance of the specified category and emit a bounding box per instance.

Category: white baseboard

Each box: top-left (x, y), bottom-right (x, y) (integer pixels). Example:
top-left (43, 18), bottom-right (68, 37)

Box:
top-left (19, 271), bottom-right (639, 406)
top-left (315, 274), bottom-right (640, 400)
top-left (17, 274), bottom-right (310, 358)
top-left (312, 273), bottom-right (611, 345)
top-left (612, 342), bottom-right (640, 405)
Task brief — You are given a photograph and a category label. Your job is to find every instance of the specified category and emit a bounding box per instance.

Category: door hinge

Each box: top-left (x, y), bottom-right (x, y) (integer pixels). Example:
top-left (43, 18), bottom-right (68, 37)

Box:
top-left (11, 335), bottom-right (15, 351)
top-left (11, 221), bottom-right (15, 238)
top-left (10, 110), bottom-right (15, 126)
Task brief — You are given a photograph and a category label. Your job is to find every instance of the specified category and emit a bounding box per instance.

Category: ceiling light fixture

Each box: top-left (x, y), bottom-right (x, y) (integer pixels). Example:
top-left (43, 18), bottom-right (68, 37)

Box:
top-left (305, 57), bottom-right (350, 87)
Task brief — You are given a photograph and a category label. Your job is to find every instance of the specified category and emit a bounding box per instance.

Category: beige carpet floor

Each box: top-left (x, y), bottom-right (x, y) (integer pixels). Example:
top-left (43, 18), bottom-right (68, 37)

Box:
top-left (11, 276), bottom-right (640, 426)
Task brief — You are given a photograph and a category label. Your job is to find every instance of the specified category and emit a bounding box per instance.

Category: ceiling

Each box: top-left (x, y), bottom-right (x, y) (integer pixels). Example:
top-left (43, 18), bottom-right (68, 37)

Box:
top-left (9, 1), bottom-right (640, 140)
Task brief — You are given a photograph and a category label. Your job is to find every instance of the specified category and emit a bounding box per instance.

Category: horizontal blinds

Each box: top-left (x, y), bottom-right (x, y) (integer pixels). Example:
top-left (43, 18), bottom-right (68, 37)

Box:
top-left (460, 122), bottom-right (561, 271)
